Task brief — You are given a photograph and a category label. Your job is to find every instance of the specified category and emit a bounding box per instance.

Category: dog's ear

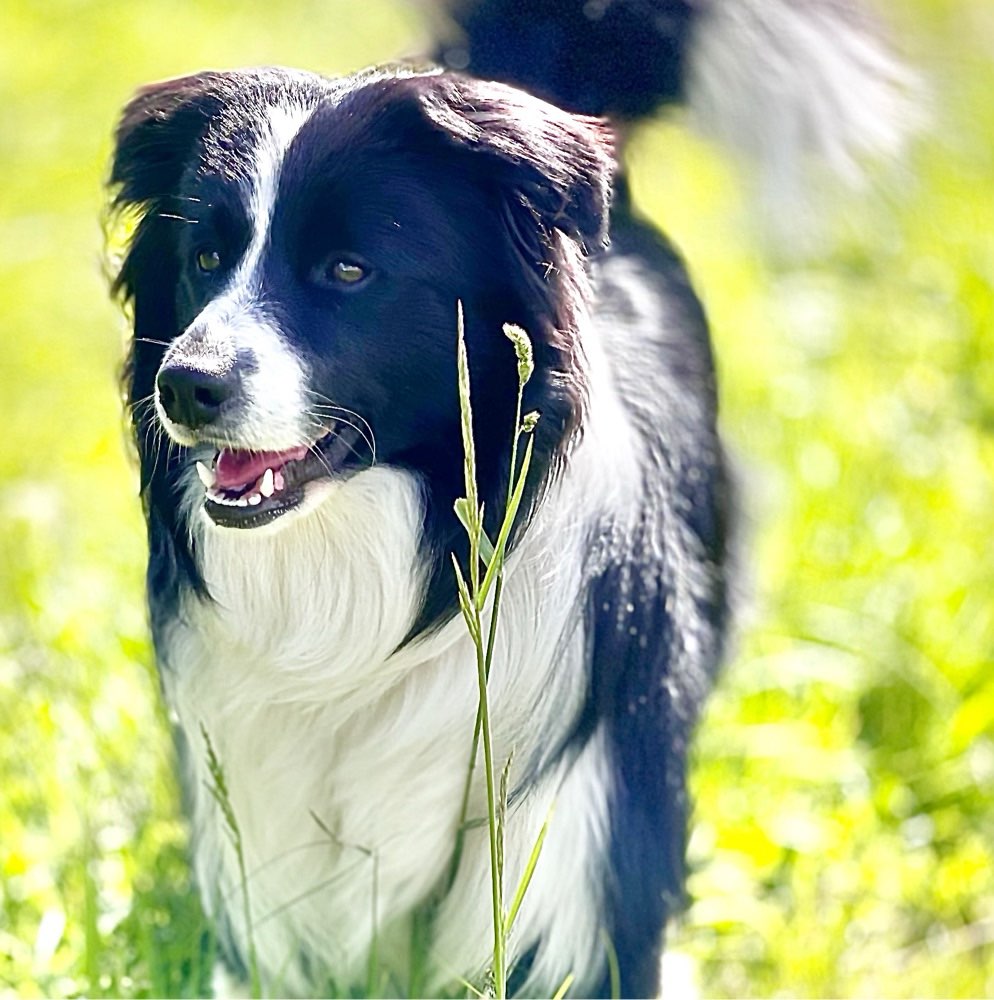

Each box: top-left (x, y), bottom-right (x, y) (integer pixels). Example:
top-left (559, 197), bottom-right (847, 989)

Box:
top-left (418, 73), bottom-right (615, 252)
top-left (347, 73), bottom-right (614, 455)
top-left (110, 74), bottom-right (234, 467)
top-left (353, 73), bottom-right (615, 255)
top-left (110, 71), bottom-right (230, 207)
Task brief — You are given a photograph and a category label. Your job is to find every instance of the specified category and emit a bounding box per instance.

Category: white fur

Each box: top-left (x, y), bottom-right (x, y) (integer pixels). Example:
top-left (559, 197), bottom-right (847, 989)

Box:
top-left (156, 101), bottom-right (320, 452)
top-left (687, 0), bottom-right (923, 237)
top-left (160, 302), bottom-right (645, 994)
top-left (438, 723), bottom-right (615, 997)
top-left (154, 78), bottom-right (650, 996)
top-left (238, 100), bottom-right (317, 290)
top-left (158, 301), bottom-right (315, 452)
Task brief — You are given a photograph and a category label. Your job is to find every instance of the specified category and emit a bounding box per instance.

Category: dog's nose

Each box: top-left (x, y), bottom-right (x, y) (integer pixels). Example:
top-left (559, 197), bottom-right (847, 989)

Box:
top-left (157, 363), bottom-right (239, 430)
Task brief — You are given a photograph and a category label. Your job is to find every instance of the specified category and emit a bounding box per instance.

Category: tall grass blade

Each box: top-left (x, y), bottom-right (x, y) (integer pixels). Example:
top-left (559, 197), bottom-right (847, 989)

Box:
top-left (551, 972), bottom-right (576, 1000)
top-left (497, 754), bottom-right (513, 904)
top-left (503, 323), bottom-right (534, 384)
top-left (452, 554), bottom-right (482, 643)
top-left (366, 850), bottom-right (380, 998)
top-left (505, 809), bottom-right (552, 936)
top-left (451, 306), bottom-right (543, 998)
top-left (455, 303), bottom-right (479, 538)
top-left (201, 725), bottom-right (261, 999)
top-left (82, 821), bottom-right (101, 994)
top-left (477, 435), bottom-right (534, 608)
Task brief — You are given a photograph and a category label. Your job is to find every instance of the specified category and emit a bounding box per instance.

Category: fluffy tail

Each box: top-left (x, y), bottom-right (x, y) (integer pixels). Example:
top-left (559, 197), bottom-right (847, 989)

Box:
top-left (434, 0), bottom-right (923, 222)
top-left (686, 0), bottom-right (922, 207)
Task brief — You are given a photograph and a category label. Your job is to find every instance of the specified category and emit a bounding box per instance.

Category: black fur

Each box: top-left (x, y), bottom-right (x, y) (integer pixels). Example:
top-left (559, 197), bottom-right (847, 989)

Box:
top-left (113, 69), bottom-right (619, 639)
top-left (111, 64), bottom-right (728, 998)
top-left (437, 0), bottom-right (699, 118)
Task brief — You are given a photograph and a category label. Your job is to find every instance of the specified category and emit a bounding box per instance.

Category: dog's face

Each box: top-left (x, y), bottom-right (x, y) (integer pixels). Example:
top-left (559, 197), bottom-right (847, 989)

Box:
top-left (111, 67), bottom-right (612, 611)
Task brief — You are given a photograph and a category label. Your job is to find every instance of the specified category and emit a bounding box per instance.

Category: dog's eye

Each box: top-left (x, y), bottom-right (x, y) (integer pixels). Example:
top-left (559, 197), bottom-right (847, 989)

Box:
top-left (312, 257), bottom-right (370, 289)
top-left (196, 249), bottom-right (223, 274)
top-left (331, 261), bottom-right (366, 284)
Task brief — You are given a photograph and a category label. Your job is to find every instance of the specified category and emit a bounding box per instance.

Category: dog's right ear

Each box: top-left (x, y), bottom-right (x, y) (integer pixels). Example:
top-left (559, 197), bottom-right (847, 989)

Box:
top-left (111, 71), bottom-right (230, 207)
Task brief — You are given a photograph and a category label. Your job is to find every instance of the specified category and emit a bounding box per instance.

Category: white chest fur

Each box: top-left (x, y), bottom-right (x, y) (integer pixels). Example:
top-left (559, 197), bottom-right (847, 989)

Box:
top-left (161, 369), bottom-right (640, 993)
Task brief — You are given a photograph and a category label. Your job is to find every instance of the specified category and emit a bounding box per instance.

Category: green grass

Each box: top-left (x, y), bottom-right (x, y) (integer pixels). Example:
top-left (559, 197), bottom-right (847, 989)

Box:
top-left (1, 1), bottom-right (993, 996)
top-left (449, 312), bottom-right (551, 999)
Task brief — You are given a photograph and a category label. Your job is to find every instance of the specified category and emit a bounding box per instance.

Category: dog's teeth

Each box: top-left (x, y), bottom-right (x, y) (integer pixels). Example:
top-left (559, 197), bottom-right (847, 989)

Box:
top-left (260, 468), bottom-right (275, 498)
top-left (196, 461), bottom-right (214, 487)
top-left (235, 496), bottom-right (248, 507)
top-left (274, 471), bottom-right (286, 492)
top-left (248, 493), bottom-right (262, 506)
top-left (209, 489), bottom-right (236, 507)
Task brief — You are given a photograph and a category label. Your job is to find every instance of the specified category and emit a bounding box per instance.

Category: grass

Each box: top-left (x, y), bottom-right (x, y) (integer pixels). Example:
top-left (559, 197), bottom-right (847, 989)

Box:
top-left (1, 0), bottom-right (993, 996)
top-left (201, 727), bottom-right (260, 998)
top-left (449, 311), bottom-right (555, 998)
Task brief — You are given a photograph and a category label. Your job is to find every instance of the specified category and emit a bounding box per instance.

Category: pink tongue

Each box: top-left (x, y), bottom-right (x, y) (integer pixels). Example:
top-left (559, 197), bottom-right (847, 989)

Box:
top-left (214, 445), bottom-right (311, 490)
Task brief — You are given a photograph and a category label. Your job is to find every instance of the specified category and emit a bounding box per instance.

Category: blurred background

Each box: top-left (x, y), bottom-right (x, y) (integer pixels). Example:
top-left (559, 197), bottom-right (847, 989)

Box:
top-left (1, 1), bottom-right (992, 996)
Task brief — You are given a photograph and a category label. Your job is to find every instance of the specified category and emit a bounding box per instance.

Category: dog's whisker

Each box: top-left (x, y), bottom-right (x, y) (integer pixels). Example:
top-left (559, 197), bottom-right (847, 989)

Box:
top-left (307, 400), bottom-right (375, 441)
top-left (304, 392), bottom-right (376, 441)
top-left (305, 440), bottom-right (339, 481)
top-left (303, 416), bottom-right (376, 462)
top-left (128, 392), bottom-right (157, 416)
top-left (145, 419), bottom-right (165, 486)
top-left (305, 404), bottom-right (377, 464)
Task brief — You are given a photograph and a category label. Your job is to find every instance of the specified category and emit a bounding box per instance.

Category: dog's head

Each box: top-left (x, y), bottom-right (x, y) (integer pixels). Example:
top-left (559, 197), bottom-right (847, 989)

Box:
top-left (111, 66), bottom-right (613, 611)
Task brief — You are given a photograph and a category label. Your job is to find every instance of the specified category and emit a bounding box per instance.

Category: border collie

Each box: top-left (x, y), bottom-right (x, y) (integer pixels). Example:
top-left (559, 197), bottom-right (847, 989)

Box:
top-left (109, 3), bottom-right (915, 995)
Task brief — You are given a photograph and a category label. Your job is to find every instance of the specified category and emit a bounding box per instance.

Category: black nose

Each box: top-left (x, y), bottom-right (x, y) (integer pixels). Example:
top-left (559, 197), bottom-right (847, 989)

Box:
top-left (157, 363), bottom-right (239, 430)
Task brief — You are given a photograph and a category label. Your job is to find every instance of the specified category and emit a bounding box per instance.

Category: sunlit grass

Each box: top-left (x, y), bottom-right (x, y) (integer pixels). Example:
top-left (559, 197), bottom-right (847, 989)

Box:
top-left (631, 9), bottom-right (994, 996)
top-left (1, 1), bottom-right (992, 997)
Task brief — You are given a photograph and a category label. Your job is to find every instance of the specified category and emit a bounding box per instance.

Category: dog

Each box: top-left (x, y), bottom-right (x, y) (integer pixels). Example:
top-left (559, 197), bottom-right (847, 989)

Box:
top-left (109, 2), bottom-right (914, 995)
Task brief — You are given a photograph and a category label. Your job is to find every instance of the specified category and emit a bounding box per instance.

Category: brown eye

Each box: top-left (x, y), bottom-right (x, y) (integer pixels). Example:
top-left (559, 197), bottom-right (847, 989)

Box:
top-left (331, 260), bottom-right (366, 284)
top-left (310, 255), bottom-right (371, 291)
top-left (196, 249), bottom-right (222, 273)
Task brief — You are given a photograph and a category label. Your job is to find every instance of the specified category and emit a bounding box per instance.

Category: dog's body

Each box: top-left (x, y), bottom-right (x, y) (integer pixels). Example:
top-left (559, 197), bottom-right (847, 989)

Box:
top-left (110, 4), bottom-right (914, 996)
top-left (114, 67), bottom-right (725, 996)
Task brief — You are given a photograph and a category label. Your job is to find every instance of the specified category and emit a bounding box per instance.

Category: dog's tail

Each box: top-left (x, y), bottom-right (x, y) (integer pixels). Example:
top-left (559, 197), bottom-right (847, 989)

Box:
top-left (433, 0), bottom-right (922, 225)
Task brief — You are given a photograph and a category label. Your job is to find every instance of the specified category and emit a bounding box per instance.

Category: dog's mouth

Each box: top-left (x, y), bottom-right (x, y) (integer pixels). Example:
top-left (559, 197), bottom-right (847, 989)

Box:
top-left (195, 422), bottom-right (367, 529)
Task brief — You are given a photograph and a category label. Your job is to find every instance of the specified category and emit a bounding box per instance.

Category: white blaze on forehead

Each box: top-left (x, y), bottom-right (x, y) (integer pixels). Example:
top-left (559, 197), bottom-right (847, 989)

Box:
top-left (159, 100), bottom-right (321, 454)
top-left (203, 100), bottom-right (317, 452)
top-left (238, 101), bottom-right (316, 287)
top-left (230, 103), bottom-right (318, 449)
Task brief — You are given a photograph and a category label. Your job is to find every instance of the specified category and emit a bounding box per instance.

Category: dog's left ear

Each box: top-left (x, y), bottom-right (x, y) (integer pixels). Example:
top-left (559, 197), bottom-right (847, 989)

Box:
top-left (379, 73), bottom-right (613, 446)
top-left (369, 73), bottom-right (616, 254)
top-left (110, 71), bottom-right (233, 208)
